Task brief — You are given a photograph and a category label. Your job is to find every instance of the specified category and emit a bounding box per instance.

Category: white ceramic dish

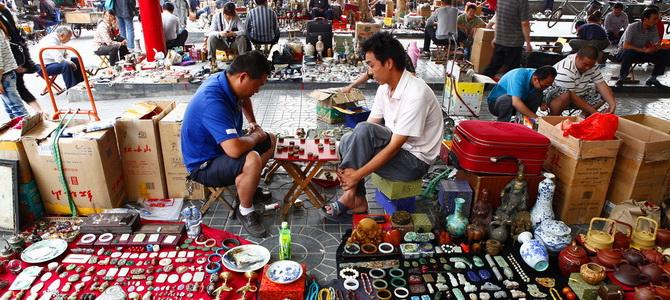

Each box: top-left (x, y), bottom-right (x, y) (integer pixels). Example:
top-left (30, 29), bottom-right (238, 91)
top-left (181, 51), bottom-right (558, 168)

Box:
top-left (266, 260), bottom-right (303, 284)
top-left (21, 239), bottom-right (68, 263)
top-left (221, 245), bottom-right (270, 272)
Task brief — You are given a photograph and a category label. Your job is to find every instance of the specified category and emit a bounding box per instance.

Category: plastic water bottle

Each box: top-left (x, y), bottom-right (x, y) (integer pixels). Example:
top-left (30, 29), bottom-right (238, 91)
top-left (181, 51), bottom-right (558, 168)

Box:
top-left (279, 222), bottom-right (291, 260)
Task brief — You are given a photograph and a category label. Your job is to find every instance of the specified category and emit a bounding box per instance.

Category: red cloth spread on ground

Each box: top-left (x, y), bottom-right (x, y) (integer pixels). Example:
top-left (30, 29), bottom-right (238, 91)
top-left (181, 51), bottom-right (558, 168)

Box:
top-left (0, 221), bottom-right (259, 300)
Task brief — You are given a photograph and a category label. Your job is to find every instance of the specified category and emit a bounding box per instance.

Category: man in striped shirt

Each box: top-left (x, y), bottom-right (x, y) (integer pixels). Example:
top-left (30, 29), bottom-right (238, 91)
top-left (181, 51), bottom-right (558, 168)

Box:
top-left (245, 0), bottom-right (279, 44)
top-left (542, 46), bottom-right (616, 117)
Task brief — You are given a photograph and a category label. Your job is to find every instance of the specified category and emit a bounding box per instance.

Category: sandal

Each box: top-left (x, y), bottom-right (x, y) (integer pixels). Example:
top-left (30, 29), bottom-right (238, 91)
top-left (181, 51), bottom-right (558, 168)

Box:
top-left (318, 201), bottom-right (352, 222)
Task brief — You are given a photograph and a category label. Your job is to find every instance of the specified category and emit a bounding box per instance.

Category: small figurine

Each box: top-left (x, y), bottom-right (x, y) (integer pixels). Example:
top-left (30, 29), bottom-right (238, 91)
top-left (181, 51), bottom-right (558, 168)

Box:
top-left (315, 35), bottom-right (325, 59)
top-left (181, 206), bottom-right (203, 239)
top-left (471, 189), bottom-right (493, 229)
top-left (494, 165), bottom-right (528, 222)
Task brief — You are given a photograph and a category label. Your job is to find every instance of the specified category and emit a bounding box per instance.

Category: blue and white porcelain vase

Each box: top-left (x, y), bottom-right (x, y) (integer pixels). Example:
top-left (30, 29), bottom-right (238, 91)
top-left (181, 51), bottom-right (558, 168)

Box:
top-left (530, 173), bottom-right (556, 231)
top-left (446, 198), bottom-right (469, 237)
top-left (534, 219), bottom-right (572, 254)
top-left (518, 231), bottom-right (549, 272)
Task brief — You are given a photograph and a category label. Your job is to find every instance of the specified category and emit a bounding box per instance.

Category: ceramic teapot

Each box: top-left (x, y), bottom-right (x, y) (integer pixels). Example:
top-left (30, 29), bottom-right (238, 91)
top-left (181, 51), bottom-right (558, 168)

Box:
top-left (488, 220), bottom-right (508, 243)
top-left (661, 259), bottom-right (670, 276)
top-left (614, 261), bottom-right (650, 287)
top-left (534, 219), bottom-right (571, 254)
top-left (595, 248), bottom-right (626, 268)
top-left (639, 263), bottom-right (670, 285)
top-left (657, 228), bottom-right (670, 248)
top-left (642, 249), bottom-right (666, 266)
top-left (584, 217), bottom-right (617, 252)
top-left (613, 220), bottom-right (632, 250)
top-left (623, 249), bottom-right (646, 267)
top-left (654, 284), bottom-right (670, 300)
top-left (632, 216), bottom-right (659, 250)
top-left (634, 285), bottom-right (658, 300)
top-left (558, 241), bottom-right (590, 277)
top-left (580, 263), bottom-right (607, 285)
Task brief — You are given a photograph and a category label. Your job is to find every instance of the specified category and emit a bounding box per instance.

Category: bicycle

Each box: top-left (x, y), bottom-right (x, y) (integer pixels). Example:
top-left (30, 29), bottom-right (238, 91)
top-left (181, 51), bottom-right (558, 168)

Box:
top-left (548, 0), bottom-right (609, 34)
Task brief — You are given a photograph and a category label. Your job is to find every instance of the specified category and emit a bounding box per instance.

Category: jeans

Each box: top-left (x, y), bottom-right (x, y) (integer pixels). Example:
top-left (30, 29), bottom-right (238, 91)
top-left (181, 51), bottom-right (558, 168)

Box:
top-left (38, 57), bottom-right (85, 89)
top-left (1, 71), bottom-right (29, 119)
top-left (166, 29), bottom-right (189, 49)
top-left (116, 17), bottom-right (135, 50)
top-left (339, 122), bottom-right (430, 196)
top-left (615, 48), bottom-right (669, 79)
top-left (481, 43), bottom-right (523, 78)
top-left (488, 91), bottom-right (543, 122)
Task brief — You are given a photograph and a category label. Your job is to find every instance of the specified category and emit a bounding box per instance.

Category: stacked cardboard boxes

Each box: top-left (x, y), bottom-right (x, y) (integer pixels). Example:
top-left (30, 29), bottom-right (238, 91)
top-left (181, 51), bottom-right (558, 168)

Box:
top-left (159, 102), bottom-right (207, 199)
top-left (116, 101), bottom-right (174, 200)
top-left (470, 28), bottom-right (495, 73)
top-left (538, 116), bottom-right (622, 224)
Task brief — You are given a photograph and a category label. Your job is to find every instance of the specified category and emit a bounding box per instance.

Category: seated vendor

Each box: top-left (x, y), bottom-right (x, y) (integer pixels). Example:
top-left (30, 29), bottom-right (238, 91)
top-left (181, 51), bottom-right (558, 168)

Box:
top-left (319, 32), bottom-right (443, 222)
top-left (29, 0), bottom-right (57, 30)
top-left (94, 9), bottom-right (129, 66)
top-left (422, 0), bottom-right (458, 56)
top-left (245, 0), bottom-right (280, 45)
top-left (309, 0), bottom-right (333, 20)
top-left (162, 2), bottom-right (189, 49)
top-left (457, 4), bottom-right (486, 54)
top-left (543, 46), bottom-right (616, 117)
top-left (206, 2), bottom-right (247, 65)
top-left (181, 51), bottom-right (276, 238)
top-left (37, 26), bottom-right (84, 90)
top-left (487, 66), bottom-right (556, 122)
top-left (568, 11), bottom-right (609, 52)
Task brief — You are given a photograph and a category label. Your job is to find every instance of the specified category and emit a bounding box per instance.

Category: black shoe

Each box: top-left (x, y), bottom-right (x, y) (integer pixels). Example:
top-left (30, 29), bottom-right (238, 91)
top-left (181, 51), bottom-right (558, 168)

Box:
top-left (254, 187), bottom-right (272, 203)
top-left (615, 79), bottom-right (624, 89)
top-left (236, 209), bottom-right (267, 238)
top-left (646, 78), bottom-right (669, 88)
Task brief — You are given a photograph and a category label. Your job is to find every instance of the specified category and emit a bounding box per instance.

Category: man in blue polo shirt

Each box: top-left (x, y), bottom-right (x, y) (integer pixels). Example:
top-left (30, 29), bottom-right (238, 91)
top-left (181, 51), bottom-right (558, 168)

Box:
top-left (487, 66), bottom-right (557, 122)
top-left (181, 51), bottom-right (275, 238)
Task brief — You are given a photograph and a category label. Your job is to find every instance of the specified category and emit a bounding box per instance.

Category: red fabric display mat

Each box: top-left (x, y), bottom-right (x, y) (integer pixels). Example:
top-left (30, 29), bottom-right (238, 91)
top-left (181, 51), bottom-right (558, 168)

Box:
top-left (0, 221), bottom-right (262, 300)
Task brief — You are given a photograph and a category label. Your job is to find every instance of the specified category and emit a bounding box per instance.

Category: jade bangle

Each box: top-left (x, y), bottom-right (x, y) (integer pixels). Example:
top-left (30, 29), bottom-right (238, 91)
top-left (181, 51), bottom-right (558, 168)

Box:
top-left (372, 279), bottom-right (388, 290)
top-left (344, 243), bottom-right (360, 255)
top-left (391, 277), bottom-right (407, 288)
top-left (394, 287), bottom-right (409, 299)
top-left (389, 268), bottom-right (404, 278)
top-left (221, 238), bottom-right (240, 250)
top-left (376, 289), bottom-right (392, 300)
top-left (361, 243), bottom-right (377, 255)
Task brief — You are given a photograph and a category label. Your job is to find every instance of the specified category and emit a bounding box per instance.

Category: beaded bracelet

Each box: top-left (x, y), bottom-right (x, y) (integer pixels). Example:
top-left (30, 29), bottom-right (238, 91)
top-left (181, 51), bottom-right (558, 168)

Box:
top-left (391, 277), bottom-right (407, 288)
top-left (339, 267), bottom-right (359, 280)
top-left (360, 273), bottom-right (373, 297)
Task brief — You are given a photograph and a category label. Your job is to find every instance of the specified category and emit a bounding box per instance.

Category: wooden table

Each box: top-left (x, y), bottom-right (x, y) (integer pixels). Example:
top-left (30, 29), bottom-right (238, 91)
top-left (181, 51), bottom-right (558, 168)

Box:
top-left (274, 138), bottom-right (339, 221)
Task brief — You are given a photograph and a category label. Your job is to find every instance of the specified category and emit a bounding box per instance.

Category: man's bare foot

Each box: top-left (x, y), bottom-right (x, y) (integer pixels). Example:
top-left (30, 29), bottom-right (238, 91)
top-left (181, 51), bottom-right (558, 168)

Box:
top-left (323, 193), bottom-right (368, 215)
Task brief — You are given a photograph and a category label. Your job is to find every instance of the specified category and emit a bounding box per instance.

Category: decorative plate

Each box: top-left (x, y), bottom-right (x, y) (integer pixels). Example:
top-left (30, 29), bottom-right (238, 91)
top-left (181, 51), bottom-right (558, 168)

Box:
top-left (21, 239), bottom-right (68, 263)
top-left (305, 62), bottom-right (317, 67)
top-left (221, 245), bottom-right (270, 272)
top-left (266, 260), bottom-right (303, 284)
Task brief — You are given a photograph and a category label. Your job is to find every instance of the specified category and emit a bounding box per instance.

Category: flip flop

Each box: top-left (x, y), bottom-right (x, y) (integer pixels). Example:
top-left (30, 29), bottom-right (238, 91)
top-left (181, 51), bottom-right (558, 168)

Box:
top-left (318, 201), bottom-right (352, 222)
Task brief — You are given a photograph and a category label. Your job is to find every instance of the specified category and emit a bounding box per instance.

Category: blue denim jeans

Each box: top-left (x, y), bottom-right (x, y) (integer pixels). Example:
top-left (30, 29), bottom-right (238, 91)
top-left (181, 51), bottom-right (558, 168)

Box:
top-left (1, 71), bottom-right (29, 119)
top-left (116, 17), bottom-right (135, 50)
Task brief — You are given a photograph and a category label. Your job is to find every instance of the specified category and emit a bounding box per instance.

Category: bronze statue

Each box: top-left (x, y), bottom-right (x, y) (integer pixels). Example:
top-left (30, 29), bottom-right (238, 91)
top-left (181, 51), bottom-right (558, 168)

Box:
top-left (471, 188), bottom-right (493, 228)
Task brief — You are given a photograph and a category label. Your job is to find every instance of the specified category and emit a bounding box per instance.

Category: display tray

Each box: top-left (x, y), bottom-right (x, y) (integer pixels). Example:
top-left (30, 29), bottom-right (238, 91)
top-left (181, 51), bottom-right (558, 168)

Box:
top-left (337, 230), bottom-right (400, 259)
top-left (80, 213), bottom-right (141, 234)
top-left (135, 223), bottom-right (184, 234)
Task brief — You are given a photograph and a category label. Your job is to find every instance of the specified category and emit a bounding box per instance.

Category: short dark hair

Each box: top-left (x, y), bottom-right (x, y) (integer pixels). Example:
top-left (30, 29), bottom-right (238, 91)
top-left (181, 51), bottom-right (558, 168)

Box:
top-left (442, 0), bottom-right (452, 5)
top-left (641, 7), bottom-right (659, 20)
top-left (360, 32), bottom-right (406, 72)
top-left (577, 45), bottom-right (599, 60)
top-left (163, 2), bottom-right (174, 12)
top-left (105, 8), bottom-right (116, 16)
top-left (533, 65), bottom-right (557, 81)
top-left (228, 51), bottom-right (271, 79)
top-left (588, 11), bottom-right (601, 22)
top-left (466, 4), bottom-right (477, 11)
top-left (223, 2), bottom-right (236, 16)
top-left (613, 2), bottom-right (624, 9)
top-left (255, 0), bottom-right (266, 5)
top-left (575, 20), bottom-right (586, 29)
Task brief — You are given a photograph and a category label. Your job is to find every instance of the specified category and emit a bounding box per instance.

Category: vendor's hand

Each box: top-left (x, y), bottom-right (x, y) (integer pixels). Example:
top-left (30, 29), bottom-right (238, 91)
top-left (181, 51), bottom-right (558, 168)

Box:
top-left (219, 31), bottom-right (228, 37)
top-left (604, 102), bottom-right (616, 114)
top-left (525, 42), bottom-right (532, 53)
top-left (540, 102), bottom-right (548, 112)
top-left (248, 122), bottom-right (260, 133)
top-left (15, 66), bottom-right (27, 74)
top-left (341, 85), bottom-right (353, 93)
top-left (69, 61), bottom-right (78, 71)
top-left (122, 40), bottom-right (128, 45)
top-left (338, 168), bottom-right (363, 191)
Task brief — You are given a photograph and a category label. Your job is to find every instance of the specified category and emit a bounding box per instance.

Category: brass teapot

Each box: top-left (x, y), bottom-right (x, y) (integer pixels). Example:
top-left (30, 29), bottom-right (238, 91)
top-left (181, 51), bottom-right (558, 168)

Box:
top-left (631, 216), bottom-right (658, 250)
top-left (584, 217), bottom-right (617, 252)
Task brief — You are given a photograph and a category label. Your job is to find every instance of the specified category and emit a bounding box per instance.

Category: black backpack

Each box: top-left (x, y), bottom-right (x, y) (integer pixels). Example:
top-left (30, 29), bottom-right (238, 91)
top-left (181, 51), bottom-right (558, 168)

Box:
top-left (271, 45), bottom-right (293, 65)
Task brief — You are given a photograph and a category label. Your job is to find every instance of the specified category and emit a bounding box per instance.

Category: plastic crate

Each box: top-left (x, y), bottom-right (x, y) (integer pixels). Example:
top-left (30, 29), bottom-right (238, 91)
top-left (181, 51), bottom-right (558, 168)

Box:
top-left (375, 189), bottom-right (415, 214)
top-left (345, 106), bottom-right (371, 128)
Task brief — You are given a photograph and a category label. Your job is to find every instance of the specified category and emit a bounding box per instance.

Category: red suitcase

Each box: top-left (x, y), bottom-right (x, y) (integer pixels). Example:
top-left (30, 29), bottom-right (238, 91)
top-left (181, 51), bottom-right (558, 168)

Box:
top-left (451, 120), bottom-right (550, 175)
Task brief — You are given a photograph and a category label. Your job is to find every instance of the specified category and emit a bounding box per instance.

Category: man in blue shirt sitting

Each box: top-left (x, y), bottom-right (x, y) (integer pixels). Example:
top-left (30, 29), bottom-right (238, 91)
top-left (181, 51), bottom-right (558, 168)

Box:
top-left (487, 66), bottom-right (557, 122)
top-left (181, 51), bottom-right (276, 238)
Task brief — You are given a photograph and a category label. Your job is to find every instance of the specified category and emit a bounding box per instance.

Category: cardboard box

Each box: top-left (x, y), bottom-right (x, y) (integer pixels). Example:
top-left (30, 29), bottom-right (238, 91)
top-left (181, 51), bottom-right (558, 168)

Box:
top-left (470, 28), bottom-right (495, 73)
top-left (0, 115), bottom-right (41, 184)
top-left (355, 22), bottom-right (381, 43)
top-left (116, 101), bottom-right (175, 200)
top-left (371, 173), bottom-right (422, 199)
top-left (455, 170), bottom-right (543, 212)
top-left (444, 61), bottom-right (485, 116)
top-left (606, 118), bottom-right (670, 206)
top-left (538, 116), bottom-right (621, 224)
top-left (22, 120), bottom-right (127, 216)
top-left (621, 114), bottom-right (670, 134)
top-left (19, 179), bottom-right (45, 226)
top-left (437, 180), bottom-right (473, 218)
top-left (308, 88), bottom-right (365, 124)
top-left (158, 102), bottom-right (207, 199)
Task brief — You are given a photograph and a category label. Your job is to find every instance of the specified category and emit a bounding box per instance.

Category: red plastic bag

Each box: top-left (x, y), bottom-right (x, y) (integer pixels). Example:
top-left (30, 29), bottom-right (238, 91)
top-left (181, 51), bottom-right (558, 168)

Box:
top-left (562, 113), bottom-right (618, 141)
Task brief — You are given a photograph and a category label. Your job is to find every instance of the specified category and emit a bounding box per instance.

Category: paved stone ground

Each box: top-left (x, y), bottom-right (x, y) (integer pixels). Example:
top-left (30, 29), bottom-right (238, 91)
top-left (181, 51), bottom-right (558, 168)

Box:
top-left (6, 17), bottom-right (670, 285)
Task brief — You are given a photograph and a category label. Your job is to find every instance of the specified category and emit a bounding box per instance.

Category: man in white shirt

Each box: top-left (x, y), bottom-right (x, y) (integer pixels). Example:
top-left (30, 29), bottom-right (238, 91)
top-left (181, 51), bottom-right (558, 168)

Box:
top-left (543, 46), bottom-right (616, 117)
top-left (37, 26), bottom-right (84, 89)
top-left (604, 3), bottom-right (628, 44)
top-left (162, 2), bottom-right (189, 49)
top-left (422, 0), bottom-right (458, 55)
top-left (319, 32), bottom-right (443, 221)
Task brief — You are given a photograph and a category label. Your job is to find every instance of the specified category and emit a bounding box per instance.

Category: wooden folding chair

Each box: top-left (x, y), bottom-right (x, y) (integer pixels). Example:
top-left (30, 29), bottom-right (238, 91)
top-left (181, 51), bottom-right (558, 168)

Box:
top-left (38, 74), bottom-right (65, 96)
top-left (98, 55), bottom-right (111, 69)
top-left (200, 186), bottom-right (237, 219)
